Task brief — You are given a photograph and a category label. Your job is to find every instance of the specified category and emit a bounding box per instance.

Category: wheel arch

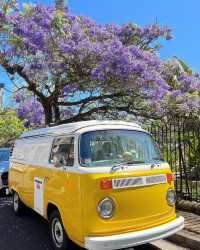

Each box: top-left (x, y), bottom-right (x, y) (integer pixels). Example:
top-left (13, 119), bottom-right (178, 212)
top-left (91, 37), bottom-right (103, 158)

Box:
top-left (47, 202), bottom-right (60, 221)
top-left (10, 186), bottom-right (20, 197)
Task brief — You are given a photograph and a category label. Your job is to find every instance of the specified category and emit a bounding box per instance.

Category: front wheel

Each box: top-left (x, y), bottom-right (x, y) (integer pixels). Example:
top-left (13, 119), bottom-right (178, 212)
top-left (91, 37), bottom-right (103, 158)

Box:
top-left (49, 210), bottom-right (70, 250)
top-left (12, 191), bottom-right (24, 216)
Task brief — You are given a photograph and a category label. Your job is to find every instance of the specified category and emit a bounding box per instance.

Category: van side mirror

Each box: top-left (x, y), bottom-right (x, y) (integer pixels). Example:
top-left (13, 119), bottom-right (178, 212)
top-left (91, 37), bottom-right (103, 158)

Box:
top-left (52, 154), bottom-right (64, 168)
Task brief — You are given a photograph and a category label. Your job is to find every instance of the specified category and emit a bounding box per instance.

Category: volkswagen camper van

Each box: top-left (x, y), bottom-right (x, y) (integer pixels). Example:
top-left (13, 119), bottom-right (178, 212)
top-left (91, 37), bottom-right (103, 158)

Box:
top-left (9, 120), bottom-right (184, 250)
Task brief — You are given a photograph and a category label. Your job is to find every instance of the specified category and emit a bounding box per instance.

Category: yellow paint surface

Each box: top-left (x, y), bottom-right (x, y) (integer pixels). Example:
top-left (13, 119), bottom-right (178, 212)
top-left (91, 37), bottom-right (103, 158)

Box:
top-left (9, 165), bottom-right (176, 247)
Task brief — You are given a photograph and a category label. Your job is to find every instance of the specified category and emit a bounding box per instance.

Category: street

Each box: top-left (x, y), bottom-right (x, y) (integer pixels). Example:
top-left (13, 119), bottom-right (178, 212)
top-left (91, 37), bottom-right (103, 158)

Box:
top-left (0, 195), bottom-right (187, 250)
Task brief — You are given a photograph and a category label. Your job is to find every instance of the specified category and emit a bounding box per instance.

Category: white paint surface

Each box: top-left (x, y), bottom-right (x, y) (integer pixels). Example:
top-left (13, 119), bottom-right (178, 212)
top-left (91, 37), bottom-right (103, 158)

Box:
top-left (34, 177), bottom-right (45, 216)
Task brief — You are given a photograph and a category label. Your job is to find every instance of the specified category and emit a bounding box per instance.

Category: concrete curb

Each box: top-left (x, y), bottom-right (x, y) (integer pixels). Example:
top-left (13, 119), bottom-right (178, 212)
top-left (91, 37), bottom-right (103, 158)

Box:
top-left (167, 229), bottom-right (200, 250)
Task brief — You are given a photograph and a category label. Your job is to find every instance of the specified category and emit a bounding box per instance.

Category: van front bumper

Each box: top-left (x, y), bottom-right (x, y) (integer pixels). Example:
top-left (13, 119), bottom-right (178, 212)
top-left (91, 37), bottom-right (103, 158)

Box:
top-left (85, 216), bottom-right (184, 250)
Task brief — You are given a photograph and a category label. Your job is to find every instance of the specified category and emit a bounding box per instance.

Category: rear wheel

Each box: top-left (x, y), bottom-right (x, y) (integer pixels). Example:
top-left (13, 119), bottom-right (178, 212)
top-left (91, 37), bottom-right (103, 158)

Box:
top-left (12, 191), bottom-right (24, 216)
top-left (49, 209), bottom-right (70, 250)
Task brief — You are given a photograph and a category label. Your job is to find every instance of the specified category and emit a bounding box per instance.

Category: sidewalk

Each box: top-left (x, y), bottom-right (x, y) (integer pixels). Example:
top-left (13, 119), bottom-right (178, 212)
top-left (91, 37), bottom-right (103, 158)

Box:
top-left (168, 210), bottom-right (200, 250)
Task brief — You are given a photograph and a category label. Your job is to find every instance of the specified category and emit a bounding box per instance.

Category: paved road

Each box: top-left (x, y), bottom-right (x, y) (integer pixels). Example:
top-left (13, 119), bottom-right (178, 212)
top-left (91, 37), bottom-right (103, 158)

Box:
top-left (0, 195), bottom-right (186, 250)
top-left (153, 240), bottom-right (188, 250)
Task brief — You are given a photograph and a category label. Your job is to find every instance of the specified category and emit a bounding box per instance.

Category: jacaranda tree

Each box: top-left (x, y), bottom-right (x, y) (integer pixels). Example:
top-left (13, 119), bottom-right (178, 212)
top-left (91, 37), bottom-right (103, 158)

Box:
top-left (1, 1), bottom-right (200, 127)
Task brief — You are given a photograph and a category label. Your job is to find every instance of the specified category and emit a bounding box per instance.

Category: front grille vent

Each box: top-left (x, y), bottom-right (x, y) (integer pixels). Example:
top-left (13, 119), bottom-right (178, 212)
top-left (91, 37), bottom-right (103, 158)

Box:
top-left (112, 174), bottom-right (166, 189)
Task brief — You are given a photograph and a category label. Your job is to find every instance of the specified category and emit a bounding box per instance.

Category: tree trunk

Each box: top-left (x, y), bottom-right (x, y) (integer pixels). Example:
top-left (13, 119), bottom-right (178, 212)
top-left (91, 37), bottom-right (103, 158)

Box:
top-left (53, 104), bottom-right (61, 124)
top-left (42, 101), bottom-right (53, 126)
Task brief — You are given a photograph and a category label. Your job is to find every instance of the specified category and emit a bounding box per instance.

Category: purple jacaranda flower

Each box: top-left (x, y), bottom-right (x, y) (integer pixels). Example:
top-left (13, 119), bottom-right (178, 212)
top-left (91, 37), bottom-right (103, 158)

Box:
top-left (59, 41), bottom-right (75, 54)
top-left (62, 84), bottom-right (77, 95)
top-left (171, 90), bottom-right (182, 98)
top-left (24, 120), bottom-right (31, 128)
top-left (17, 96), bottom-right (44, 127)
top-left (15, 93), bottom-right (22, 103)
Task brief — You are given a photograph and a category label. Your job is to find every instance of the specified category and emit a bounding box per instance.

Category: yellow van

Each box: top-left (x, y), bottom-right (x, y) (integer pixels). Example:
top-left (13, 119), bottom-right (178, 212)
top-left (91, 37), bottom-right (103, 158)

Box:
top-left (9, 120), bottom-right (184, 250)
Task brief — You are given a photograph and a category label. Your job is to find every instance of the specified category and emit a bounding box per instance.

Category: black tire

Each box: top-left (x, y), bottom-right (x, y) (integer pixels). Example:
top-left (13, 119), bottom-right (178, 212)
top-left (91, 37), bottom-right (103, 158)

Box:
top-left (49, 209), bottom-right (70, 250)
top-left (0, 188), bottom-right (5, 197)
top-left (12, 191), bottom-right (24, 216)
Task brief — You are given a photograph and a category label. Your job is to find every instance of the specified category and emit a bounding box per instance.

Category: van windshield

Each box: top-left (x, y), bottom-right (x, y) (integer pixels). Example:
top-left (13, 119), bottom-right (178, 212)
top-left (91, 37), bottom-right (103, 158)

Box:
top-left (80, 130), bottom-right (163, 167)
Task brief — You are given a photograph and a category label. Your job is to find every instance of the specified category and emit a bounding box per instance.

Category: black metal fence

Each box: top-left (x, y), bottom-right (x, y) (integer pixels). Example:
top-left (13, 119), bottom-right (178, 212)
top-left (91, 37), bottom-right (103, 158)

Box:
top-left (147, 117), bottom-right (200, 202)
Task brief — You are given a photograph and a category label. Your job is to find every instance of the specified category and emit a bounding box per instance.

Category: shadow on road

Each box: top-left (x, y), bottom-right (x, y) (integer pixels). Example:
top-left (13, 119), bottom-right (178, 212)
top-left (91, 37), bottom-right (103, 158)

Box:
top-left (0, 195), bottom-right (160, 250)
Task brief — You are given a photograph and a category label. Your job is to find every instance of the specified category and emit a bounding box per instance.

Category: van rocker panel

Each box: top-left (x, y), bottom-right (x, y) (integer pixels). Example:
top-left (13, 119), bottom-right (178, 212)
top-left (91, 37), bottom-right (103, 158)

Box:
top-left (85, 216), bottom-right (184, 250)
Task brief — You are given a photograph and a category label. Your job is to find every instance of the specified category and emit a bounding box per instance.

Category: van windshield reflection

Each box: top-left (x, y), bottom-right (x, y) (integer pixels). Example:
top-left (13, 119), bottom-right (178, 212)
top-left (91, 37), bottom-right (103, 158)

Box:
top-left (79, 130), bottom-right (164, 167)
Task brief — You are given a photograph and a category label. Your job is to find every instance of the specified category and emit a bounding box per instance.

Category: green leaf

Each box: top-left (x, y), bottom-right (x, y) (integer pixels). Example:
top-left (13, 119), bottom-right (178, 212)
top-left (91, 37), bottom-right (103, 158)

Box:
top-left (174, 56), bottom-right (192, 75)
top-left (0, 110), bottom-right (25, 147)
top-left (22, 3), bottom-right (30, 13)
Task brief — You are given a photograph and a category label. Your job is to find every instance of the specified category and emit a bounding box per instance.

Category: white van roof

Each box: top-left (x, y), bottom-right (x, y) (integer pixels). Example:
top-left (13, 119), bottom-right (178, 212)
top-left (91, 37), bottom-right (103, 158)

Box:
top-left (20, 120), bottom-right (142, 138)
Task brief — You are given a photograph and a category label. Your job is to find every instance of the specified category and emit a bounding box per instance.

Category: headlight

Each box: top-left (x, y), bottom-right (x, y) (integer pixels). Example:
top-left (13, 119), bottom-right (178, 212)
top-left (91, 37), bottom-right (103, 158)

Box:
top-left (167, 188), bottom-right (176, 206)
top-left (97, 197), bottom-right (115, 219)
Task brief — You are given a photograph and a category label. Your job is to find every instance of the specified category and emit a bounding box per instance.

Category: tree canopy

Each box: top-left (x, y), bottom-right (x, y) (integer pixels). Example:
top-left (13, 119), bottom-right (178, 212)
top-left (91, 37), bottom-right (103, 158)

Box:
top-left (0, 109), bottom-right (25, 146)
top-left (1, 1), bottom-right (200, 127)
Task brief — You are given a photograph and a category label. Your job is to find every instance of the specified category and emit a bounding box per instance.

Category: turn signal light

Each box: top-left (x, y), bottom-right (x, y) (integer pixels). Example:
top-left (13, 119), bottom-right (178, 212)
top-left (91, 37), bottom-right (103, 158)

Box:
top-left (100, 179), bottom-right (113, 190)
top-left (166, 173), bottom-right (174, 184)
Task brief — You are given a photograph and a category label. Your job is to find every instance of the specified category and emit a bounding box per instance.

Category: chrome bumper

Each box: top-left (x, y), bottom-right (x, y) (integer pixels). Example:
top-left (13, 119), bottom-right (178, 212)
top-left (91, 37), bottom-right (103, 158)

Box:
top-left (85, 216), bottom-right (184, 250)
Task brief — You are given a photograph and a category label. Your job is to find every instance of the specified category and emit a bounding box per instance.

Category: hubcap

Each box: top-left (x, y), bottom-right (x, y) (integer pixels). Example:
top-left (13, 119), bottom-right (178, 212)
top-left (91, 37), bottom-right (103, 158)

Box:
top-left (13, 193), bottom-right (19, 211)
top-left (51, 218), bottom-right (64, 248)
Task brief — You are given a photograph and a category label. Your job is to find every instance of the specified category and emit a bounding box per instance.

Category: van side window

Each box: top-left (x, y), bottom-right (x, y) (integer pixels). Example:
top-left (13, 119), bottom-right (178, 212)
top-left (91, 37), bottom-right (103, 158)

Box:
top-left (50, 137), bottom-right (74, 167)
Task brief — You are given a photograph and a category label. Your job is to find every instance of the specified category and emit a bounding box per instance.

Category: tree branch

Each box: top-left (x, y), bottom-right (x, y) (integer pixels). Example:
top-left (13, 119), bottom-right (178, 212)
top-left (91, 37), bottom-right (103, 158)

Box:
top-left (59, 105), bottom-right (109, 124)
top-left (0, 57), bottom-right (46, 100)
top-left (58, 92), bottom-right (128, 106)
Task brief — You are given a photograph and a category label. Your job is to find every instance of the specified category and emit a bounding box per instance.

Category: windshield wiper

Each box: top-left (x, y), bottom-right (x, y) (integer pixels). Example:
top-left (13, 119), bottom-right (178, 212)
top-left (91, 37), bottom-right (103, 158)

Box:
top-left (152, 157), bottom-right (164, 161)
top-left (110, 164), bottom-right (123, 172)
top-left (125, 160), bottom-right (145, 164)
top-left (110, 160), bottom-right (145, 173)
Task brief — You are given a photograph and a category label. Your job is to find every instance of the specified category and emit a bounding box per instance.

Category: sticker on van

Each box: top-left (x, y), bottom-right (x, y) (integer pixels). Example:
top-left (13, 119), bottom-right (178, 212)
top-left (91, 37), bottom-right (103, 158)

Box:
top-left (34, 177), bottom-right (45, 216)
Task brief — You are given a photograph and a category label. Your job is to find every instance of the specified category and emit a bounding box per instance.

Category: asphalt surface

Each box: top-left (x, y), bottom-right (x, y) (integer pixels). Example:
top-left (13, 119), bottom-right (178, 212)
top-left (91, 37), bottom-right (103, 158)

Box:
top-left (0, 193), bottom-right (162, 250)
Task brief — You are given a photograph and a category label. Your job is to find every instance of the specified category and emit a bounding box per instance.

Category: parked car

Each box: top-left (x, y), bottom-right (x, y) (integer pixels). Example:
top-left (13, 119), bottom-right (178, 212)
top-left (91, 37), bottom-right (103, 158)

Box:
top-left (0, 148), bottom-right (10, 193)
top-left (9, 120), bottom-right (184, 250)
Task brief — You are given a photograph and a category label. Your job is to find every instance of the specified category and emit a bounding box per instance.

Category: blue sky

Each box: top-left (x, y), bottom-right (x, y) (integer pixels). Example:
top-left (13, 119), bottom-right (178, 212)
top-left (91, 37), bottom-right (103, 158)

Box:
top-left (1, 0), bottom-right (200, 105)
